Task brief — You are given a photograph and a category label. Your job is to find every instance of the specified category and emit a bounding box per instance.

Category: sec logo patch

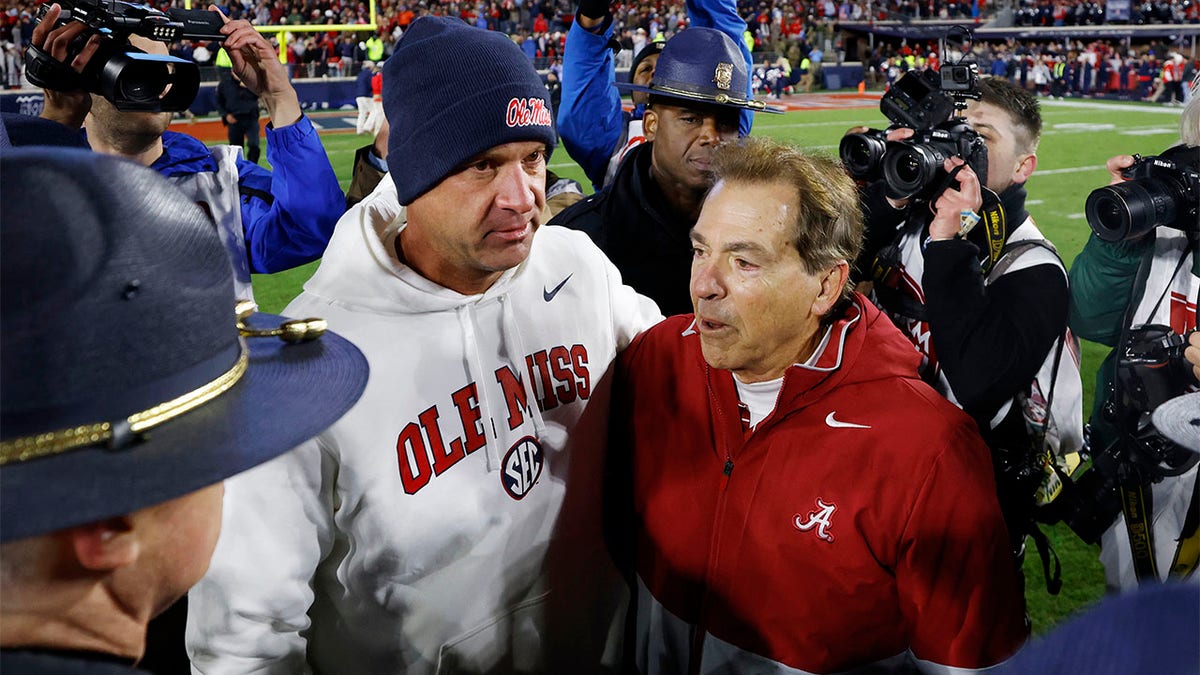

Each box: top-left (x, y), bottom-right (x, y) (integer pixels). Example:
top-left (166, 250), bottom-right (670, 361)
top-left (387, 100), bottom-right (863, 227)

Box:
top-left (501, 436), bottom-right (544, 500)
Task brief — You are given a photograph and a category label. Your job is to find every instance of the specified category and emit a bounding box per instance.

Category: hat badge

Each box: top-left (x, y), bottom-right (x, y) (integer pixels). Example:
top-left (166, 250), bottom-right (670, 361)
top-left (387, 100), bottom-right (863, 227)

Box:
top-left (713, 62), bottom-right (734, 91)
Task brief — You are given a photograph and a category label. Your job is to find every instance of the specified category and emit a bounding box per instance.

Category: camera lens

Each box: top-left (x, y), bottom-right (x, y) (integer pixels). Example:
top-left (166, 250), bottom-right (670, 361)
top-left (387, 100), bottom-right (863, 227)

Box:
top-left (895, 155), bottom-right (922, 183)
top-left (883, 142), bottom-right (942, 199)
top-left (838, 134), bottom-right (886, 181)
top-left (1085, 181), bottom-right (1178, 242)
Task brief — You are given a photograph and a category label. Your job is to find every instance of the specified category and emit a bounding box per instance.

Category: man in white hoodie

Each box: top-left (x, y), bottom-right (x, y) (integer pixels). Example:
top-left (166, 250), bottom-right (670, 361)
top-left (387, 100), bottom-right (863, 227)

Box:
top-left (187, 16), bottom-right (661, 675)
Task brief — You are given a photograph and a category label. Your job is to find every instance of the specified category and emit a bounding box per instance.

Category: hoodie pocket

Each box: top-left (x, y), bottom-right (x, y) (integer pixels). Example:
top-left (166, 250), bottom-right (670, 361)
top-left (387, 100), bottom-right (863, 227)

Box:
top-left (435, 590), bottom-right (551, 674)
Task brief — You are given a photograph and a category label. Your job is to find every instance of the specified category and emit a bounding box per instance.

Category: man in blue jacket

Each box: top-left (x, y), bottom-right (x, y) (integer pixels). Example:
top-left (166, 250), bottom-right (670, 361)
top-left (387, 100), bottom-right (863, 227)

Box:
top-left (33, 3), bottom-right (343, 301)
top-left (557, 0), bottom-right (755, 190)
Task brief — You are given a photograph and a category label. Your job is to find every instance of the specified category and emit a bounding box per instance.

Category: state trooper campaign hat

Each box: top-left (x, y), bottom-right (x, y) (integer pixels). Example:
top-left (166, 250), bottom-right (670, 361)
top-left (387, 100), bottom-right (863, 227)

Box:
top-left (0, 147), bottom-right (370, 543)
top-left (617, 27), bottom-right (781, 114)
top-left (1153, 392), bottom-right (1200, 453)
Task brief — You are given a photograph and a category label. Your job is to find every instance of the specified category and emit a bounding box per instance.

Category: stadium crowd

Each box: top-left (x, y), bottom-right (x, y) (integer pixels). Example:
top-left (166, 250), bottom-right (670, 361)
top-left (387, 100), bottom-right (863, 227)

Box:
top-left (1, 0), bottom-right (1197, 86)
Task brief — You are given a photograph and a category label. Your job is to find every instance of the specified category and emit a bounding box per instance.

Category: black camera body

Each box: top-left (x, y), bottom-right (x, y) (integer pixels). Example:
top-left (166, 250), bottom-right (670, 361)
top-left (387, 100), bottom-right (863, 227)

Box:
top-left (25, 0), bottom-right (226, 112)
top-left (1085, 145), bottom-right (1200, 242)
top-left (882, 119), bottom-right (988, 202)
top-left (840, 64), bottom-right (987, 201)
top-left (1046, 326), bottom-right (1198, 544)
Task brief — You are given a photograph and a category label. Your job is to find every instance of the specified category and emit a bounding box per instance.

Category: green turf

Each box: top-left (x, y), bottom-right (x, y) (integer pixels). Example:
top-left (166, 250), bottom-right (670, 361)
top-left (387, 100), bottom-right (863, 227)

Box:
top-left (250, 98), bottom-right (1186, 635)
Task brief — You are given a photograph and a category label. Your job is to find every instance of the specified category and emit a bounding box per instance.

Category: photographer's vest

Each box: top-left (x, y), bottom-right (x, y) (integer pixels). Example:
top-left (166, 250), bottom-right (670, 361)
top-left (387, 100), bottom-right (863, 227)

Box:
top-left (166, 145), bottom-right (255, 302)
top-left (1100, 228), bottom-right (1199, 590)
top-left (878, 217), bottom-right (1084, 452)
top-left (1130, 229), bottom-right (1199, 333)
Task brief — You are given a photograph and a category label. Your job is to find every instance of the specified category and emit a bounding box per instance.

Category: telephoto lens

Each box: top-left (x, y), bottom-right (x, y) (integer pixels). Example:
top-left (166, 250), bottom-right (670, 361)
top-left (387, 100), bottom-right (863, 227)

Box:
top-left (1084, 148), bottom-right (1199, 242)
top-left (1083, 182), bottom-right (1168, 242)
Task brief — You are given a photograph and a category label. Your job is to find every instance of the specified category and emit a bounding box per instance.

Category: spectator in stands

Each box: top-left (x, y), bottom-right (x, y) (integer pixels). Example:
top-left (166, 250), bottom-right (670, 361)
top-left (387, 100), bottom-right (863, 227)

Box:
top-left (34, 3), bottom-right (344, 302)
top-left (0, 146), bottom-right (366, 675)
top-left (552, 28), bottom-right (780, 316)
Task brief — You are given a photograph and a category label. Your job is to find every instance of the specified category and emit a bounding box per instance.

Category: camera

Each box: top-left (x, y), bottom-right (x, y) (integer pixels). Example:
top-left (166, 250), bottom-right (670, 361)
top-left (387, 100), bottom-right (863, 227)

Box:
top-left (1085, 145), bottom-right (1200, 242)
top-left (1045, 325), bottom-right (1197, 544)
top-left (25, 0), bottom-right (226, 112)
top-left (840, 64), bottom-right (987, 201)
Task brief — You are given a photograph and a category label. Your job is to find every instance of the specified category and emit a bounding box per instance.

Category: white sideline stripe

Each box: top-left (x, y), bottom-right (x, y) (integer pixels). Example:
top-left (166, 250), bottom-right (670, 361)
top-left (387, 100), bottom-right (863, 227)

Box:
top-left (1068, 213), bottom-right (1088, 219)
top-left (1036, 164), bottom-right (1107, 175)
top-left (1041, 99), bottom-right (1188, 115)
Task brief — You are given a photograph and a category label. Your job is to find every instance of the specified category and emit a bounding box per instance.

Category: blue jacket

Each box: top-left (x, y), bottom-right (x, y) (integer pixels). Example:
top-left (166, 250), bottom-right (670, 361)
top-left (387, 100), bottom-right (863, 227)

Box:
top-left (150, 116), bottom-right (344, 274)
top-left (557, 0), bottom-right (754, 190)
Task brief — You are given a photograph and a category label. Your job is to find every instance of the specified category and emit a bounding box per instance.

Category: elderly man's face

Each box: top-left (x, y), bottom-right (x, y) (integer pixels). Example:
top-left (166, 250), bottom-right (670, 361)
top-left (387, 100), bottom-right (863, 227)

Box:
top-left (689, 179), bottom-right (830, 383)
top-left (403, 141), bottom-right (547, 295)
top-left (644, 102), bottom-right (739, 194)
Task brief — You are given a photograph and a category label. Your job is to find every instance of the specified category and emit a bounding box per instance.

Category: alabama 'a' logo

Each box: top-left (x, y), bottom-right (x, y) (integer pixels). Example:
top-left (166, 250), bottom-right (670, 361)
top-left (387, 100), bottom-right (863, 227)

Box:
top-left (794, 498), bottom-right (836, 542)
top-left (501, 436), bottom-right (544, 500)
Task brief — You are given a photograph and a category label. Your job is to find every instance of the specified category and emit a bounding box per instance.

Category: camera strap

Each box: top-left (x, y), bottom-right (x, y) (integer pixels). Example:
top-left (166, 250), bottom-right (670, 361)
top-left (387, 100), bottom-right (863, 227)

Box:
top-left (1111, 237), bottom-right (1195, 584)
top-left (1167, 477), bottom-right (1200, 580)
top-left (1120, 482), bottom-right (1160, 582)
top-left (974, 186), bottom-right (1009, 276)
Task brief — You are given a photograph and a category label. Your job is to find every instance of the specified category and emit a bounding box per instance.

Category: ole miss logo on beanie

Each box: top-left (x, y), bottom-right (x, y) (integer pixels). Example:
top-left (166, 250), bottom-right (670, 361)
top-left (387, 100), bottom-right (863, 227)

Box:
top-left (506, 98), bottom-right (553, 128)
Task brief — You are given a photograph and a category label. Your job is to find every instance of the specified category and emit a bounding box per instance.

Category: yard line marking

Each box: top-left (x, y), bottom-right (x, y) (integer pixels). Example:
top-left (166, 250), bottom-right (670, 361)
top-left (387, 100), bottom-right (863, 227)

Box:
top-left (1041, 99), bottom-right (1187, 115)
top-left (1036, 165), bottom-right (1107, 175)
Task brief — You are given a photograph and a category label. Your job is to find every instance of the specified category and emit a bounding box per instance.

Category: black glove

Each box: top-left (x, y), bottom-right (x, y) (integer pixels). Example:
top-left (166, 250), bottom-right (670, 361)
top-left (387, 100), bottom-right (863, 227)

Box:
top-left (577, 0), bottom-right (609, 21)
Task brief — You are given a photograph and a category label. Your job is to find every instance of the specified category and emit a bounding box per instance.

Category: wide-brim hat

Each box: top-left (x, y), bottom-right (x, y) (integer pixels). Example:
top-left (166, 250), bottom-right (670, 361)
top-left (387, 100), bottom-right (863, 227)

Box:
top-left (0, 148), bottom-right (369, 543)
top-left (1153, 392), bottom-right (1200, 454)
top-left (617, 27), bottom-right (782, 114)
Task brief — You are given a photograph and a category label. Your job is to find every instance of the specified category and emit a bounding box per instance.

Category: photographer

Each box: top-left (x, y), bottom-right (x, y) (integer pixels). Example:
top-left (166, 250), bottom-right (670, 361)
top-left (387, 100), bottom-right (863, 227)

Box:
top-left (1067, 95), bottom-right (1200, 591)
top-left (854, 75), bottom-right (1081, 563)
top-left (31, 3), bottom-right (343, 301)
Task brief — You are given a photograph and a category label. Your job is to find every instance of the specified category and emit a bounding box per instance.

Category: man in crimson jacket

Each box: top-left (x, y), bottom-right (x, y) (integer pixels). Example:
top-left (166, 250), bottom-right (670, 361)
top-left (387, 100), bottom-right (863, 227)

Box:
top-left (610, 137), bottom-right (1027, 674)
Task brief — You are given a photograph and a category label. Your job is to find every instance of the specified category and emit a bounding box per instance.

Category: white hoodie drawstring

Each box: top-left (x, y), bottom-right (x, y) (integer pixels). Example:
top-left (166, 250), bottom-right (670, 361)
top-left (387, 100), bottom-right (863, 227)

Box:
top-left (459, 304), bottom-right (501, 472)
top-left (499, 295), bottom-right (547, 439)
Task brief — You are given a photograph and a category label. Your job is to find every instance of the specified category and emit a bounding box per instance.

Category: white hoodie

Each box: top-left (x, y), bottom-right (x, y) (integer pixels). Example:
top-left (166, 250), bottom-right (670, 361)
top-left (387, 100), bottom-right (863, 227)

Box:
top-left (188, 178), bottom-right (662, 674)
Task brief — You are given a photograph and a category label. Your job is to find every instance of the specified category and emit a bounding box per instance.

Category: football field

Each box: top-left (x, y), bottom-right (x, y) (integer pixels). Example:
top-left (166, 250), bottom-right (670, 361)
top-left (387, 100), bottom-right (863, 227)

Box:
top-left (250, 94), bottom-right (1188, 634)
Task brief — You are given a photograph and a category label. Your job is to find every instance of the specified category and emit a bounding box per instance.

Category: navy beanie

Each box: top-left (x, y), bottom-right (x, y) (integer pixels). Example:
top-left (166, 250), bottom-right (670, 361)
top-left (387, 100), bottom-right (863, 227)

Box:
top-left (385, 17), bottom-right (557, 206)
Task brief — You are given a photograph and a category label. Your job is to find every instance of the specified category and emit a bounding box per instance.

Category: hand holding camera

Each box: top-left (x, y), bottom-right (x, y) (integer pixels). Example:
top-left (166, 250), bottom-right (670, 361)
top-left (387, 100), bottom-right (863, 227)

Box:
top-left (840, 64), bottom-right (988, 205)
top-left (927, 157), bottom-right (984, 241)
top-left (30, 3), bottom-right (100, 128)
top-left (1085, 145), bottom-right (1199, 242)
top-left (215, 7), bottom-right (302, 127)
top-left (26, 0), bottom-right (227, 112)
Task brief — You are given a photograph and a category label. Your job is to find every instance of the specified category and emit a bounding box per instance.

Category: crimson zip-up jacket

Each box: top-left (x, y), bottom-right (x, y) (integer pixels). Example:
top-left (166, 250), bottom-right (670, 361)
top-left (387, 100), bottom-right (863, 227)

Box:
top-left (611, 296), bottom-right (1027, 674)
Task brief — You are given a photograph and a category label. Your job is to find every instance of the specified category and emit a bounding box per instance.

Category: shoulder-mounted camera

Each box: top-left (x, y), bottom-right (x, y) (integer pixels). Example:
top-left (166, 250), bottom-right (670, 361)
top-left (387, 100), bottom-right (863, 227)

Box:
top-left (25, 0), bottom-right (227, 112)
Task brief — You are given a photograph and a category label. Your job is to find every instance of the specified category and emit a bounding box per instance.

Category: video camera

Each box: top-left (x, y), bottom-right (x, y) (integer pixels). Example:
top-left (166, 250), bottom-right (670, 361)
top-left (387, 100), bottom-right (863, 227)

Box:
top-left (25, 0), bottom-right (226, 112)
top-left (840, 62), bottom-right (987, 202)
top-left (1085, 144), bottom-right (1200, 242)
